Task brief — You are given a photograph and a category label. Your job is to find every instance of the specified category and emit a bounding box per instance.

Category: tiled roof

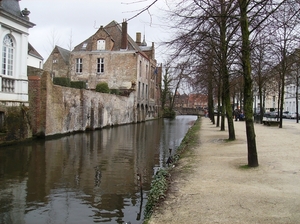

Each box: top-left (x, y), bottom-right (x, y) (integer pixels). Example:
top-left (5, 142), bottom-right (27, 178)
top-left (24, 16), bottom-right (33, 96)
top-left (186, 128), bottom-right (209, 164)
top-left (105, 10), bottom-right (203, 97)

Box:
top-left (0, 0), bottom-right (22, 18)
top-left (73, 20), bottom-right (143, 53)
top-left (55, 45), bottom-right (70, 64)
top-left (0, 0), bottom-right (35, 27)
top-left (28, 43), bottom-right (43, 60)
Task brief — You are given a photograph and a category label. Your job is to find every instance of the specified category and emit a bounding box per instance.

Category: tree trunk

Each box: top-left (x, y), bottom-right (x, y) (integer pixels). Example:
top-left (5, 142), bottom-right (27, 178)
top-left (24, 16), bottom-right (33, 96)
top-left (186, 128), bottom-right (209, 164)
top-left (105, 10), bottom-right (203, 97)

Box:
top-left (296, 72), bottom-right (299, 123)
top-left (238, 0), bottom-right (259, 167)
top-left (220, 0), bottom-right (235, 140)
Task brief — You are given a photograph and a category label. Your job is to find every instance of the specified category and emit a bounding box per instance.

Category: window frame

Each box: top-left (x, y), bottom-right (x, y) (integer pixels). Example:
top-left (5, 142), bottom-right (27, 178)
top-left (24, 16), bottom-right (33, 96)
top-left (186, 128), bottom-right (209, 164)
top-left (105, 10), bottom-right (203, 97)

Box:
top-left (2, 34), bottom-right (14, 77)
top-left (97, 58), bottom-right (104, 74)
top-left (97, 40), bottom-right (105, 50)
top-left (75, 58), bottom-right (83, 73)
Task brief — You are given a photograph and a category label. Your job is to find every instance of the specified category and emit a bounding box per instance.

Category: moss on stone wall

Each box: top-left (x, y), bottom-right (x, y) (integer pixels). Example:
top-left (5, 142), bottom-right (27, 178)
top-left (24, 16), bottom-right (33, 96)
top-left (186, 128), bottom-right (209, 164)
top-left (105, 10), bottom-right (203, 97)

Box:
top-left (4, 106), bottom-right (30, 142)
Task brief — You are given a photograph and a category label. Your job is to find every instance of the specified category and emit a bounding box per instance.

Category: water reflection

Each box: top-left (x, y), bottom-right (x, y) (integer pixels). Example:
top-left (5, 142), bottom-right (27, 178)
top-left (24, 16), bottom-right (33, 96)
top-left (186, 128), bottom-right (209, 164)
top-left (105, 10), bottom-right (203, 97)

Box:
top-left (0, 115), bottom-right (197, 224)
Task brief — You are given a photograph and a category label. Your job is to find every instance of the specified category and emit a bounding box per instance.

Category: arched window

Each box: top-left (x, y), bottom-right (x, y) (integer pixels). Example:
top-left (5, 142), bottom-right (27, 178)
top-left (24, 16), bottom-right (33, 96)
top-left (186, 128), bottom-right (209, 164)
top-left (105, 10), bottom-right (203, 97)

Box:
top-left (2, 35), bottom-right (14, 76)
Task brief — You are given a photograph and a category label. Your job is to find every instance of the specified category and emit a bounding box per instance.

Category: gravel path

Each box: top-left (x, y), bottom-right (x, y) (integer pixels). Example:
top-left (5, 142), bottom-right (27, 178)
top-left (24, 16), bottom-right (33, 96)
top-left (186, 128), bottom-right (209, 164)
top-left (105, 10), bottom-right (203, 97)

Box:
top-left (148, 117), bottom-right (300, 224)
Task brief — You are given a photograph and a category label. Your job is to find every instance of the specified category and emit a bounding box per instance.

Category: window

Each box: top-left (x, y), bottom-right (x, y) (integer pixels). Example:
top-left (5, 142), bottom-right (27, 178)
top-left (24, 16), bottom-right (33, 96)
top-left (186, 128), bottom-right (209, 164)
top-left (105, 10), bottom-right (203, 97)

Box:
top-left (82, 43), bottom-right (87, 50)
top-left (76, 58), bottom-right (82, 73)
top-left (139, 61), bottom-right (142, 77)
top-left (97, 58), bottom-right (104, 73)
top-left (97, 40), bottom-right (105, 50)
top-left (2, 35), bottom-right (14, 76)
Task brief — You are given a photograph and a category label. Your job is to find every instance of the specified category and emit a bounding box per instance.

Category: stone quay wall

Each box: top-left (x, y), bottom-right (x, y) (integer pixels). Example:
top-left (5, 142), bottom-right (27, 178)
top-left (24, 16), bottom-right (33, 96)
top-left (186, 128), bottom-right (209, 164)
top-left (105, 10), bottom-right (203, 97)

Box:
top-left (28, 68), bottom-right (136, 137)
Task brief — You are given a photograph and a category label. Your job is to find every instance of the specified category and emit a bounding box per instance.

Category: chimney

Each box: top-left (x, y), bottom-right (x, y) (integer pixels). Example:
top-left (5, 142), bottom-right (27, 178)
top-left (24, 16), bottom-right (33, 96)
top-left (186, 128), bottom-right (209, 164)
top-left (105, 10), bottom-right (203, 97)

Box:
top-left (136, 32), bottom-right (141, 46)
top-left (121, 20), bottom-right (128, 50)
top-left (152, 42), bottom-right (155, 59)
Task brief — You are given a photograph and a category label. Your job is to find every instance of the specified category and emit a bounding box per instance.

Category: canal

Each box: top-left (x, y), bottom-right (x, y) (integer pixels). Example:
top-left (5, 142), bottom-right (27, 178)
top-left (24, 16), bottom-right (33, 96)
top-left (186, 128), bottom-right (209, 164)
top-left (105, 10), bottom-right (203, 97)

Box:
top-left (0, 115), bottom-right (197, 224)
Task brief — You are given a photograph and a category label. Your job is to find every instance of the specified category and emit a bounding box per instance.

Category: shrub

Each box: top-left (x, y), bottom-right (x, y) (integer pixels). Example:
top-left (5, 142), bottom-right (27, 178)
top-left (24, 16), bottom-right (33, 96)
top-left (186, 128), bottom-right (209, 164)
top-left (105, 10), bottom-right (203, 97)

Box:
top-left (163, 108), bottom-right (176, 118)
top-left (53, 77), bottom-right (70, 87)
top-left (96, 82), bottom-right (110, 93)
top-left (110, 89), bottom-right (120, 95)
top-left (144, 168), bottom-right (169, 219)
top-left (70, 81), bottom-right (86, 89)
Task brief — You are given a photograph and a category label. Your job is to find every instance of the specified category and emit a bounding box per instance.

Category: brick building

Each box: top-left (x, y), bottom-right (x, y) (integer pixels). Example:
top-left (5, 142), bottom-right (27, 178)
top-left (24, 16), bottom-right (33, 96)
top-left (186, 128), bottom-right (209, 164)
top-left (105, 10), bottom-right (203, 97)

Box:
top-left (174, 93), bottom-right (208, 111)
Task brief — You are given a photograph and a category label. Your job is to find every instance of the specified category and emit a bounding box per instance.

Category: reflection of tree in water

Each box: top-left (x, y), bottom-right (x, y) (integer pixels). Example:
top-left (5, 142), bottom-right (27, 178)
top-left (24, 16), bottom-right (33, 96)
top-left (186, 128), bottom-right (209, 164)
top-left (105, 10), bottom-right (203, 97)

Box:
top-left (136, 173), bottom-right (143, 221)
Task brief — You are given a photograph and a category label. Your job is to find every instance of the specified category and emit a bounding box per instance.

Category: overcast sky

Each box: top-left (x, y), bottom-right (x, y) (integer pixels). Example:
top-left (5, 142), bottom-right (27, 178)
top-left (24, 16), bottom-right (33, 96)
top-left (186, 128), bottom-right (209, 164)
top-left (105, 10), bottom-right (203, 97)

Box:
top-left (20, 0), bottom-right (170, 62)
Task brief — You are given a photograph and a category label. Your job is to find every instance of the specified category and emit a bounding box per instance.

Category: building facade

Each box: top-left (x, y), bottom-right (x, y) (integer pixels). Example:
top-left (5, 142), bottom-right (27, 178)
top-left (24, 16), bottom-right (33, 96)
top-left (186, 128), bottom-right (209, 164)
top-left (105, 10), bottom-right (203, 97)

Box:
top-left (0, 0), bottom-right (35, 106)
top-left (27, 42), bottom-right (43, 69)
top-left (44, 20), bottom-right (162, 121)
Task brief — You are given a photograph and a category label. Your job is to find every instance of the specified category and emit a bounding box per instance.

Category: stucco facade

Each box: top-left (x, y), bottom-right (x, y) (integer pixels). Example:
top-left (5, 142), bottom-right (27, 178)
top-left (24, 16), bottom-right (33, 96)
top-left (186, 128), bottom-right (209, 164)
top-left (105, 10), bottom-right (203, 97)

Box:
top-left (0, 0), bottom-right (35, 105)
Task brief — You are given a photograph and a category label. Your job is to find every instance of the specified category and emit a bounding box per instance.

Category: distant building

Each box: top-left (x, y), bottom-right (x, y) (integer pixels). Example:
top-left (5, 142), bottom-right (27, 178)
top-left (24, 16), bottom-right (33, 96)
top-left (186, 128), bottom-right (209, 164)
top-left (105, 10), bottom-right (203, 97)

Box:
top-left (44, 20), bottom-right (162, 120)
top-left (0, 0), bottom-right (35, 106)
top-left (43, 45), bottom-right (70, 78)
top-left (188, 93), bottom-right (208, 109)
top-left (27, 43), bottom-right (43, 69)
top-left (174, 93), bottom-right (189, 108)
top-left (174, 93), bottom-right (207, 109)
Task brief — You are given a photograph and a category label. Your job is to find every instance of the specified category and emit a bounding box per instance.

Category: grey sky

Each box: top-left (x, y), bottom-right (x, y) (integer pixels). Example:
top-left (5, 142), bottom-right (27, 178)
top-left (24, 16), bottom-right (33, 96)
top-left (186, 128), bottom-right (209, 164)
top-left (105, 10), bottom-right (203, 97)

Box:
top-left (20, 0), bottom-right (169, 62)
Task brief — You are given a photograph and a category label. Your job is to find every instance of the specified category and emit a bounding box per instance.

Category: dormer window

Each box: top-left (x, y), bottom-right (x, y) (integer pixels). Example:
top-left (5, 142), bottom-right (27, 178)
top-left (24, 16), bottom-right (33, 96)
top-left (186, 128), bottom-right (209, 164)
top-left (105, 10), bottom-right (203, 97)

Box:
top-left (97, 40), bottom-right (105, 50)
top-left (82, 43), bottom-right (87, 50)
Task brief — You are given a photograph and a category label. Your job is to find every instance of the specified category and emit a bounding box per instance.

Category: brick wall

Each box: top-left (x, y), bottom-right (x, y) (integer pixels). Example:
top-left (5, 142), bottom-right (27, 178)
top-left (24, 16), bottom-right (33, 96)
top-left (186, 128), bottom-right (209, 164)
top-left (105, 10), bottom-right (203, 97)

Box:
top-left (28, 66), bottom-right (46, 137)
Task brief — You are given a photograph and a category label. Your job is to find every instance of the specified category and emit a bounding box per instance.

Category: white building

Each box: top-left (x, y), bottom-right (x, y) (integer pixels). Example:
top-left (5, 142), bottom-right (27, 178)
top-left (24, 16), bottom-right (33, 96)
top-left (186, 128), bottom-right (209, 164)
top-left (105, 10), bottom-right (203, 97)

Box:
top-left (0, 0), bottom-right (35, 106)
top-left (27, 42), bottom-right (43, 69)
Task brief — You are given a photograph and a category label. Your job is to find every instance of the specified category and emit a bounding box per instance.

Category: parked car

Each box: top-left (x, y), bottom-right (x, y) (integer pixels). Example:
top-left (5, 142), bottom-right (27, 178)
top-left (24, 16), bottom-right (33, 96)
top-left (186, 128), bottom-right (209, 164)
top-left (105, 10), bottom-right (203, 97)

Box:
top-left (283, 111), bottom-right (289, 118)
top-left (286, 112), bottom-right (300, 119)
top-left (269, 111), bottom-right (278, 118)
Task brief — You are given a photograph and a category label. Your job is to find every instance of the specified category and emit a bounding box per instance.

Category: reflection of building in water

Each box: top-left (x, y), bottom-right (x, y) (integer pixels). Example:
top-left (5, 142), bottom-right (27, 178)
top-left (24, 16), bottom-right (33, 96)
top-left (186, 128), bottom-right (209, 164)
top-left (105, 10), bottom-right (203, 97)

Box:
top-left (0, 179), bottom-right (27, 223)
top-left (0, 116), bottom-right (196, 222)
top-left (40, 121), bottom-right (161, 218)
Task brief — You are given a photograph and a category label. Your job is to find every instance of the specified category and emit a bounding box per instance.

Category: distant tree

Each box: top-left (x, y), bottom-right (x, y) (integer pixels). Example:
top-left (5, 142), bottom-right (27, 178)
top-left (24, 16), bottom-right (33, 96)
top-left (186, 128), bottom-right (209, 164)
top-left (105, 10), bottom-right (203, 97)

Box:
top-left (251, 32), bottom-right (274, 123)
top-left (161, 65), bottom-right (172, 113)
top-left (160, 62), bottom-right (190, 118)
top-left (267, 0), bottom-right (300, 128)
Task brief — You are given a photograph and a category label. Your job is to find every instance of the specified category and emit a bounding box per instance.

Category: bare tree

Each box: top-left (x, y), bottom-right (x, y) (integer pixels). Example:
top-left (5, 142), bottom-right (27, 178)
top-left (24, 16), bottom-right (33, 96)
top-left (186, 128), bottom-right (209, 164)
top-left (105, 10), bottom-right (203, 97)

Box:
top-left (267, 0), bottom-right (300, 128)
top-left (285, 49), bottom-right (300, 123)
top-left (251, 32), bottom-right (274, 123)
top-left (138, 0), bottom-right (297, 167)
top-left (237, 0), bottom-right (259, 167)
top-left (162, 0), bottom-right (242, 140)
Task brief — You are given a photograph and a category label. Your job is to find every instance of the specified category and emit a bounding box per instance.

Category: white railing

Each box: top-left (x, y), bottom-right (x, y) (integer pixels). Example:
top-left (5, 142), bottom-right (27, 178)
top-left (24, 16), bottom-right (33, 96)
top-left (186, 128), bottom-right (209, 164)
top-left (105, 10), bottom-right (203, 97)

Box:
top-left (1, 77), bottom-right (15, 92)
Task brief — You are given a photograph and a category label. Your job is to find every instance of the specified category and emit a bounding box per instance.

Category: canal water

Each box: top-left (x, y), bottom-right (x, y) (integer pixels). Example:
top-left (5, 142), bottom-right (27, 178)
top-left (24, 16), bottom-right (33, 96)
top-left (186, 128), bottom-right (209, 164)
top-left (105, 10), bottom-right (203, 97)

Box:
top-left (0, 115), bottom-right (197, 224)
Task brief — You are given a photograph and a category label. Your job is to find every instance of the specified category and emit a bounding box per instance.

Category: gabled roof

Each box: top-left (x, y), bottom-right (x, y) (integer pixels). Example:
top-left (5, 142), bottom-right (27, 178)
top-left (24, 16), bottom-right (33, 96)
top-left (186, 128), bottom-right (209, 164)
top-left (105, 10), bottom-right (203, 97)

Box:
top-left (104, 20), bottom-right (142, 51)
top-left (54, 45), bottom-right (71, 64)
top-left (28, 43), bottom-right (43, 60)
top-left (73, 20), bottom-right (143, 53)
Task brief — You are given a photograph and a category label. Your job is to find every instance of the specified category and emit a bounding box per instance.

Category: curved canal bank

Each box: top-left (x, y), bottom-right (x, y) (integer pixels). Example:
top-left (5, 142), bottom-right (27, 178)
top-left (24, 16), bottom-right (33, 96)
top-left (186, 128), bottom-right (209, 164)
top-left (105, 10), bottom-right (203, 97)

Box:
top-left (147, 117), bottom-right (300, 224)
